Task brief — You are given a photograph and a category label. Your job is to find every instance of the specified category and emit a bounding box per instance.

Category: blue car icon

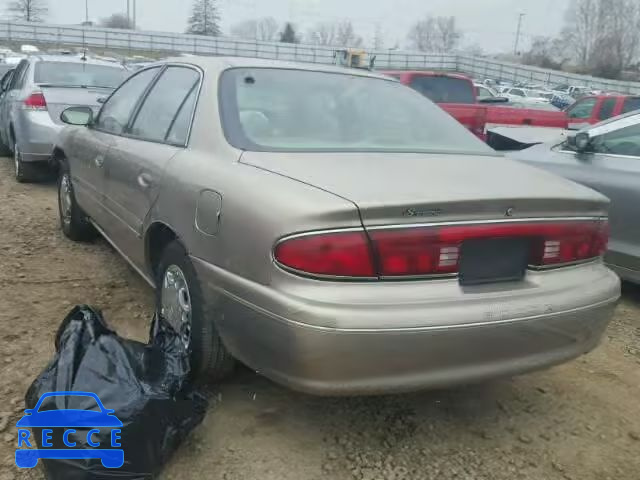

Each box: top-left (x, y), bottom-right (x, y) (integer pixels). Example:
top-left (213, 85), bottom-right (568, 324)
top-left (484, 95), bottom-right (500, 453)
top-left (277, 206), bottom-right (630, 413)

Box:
top-left (15, 391), bottom-right (124, 469)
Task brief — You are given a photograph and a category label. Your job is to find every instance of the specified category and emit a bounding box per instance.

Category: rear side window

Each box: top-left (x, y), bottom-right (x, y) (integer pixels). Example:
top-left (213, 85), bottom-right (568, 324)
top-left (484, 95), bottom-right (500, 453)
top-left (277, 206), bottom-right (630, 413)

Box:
top-left (408, 76), bottom-right (475, 104)
top-left (34, 62), bottom-right (127, 88)
top-left (598, 98), bottom-right (617, 120)
top-left (622, 97), bottom-right (640, 114)
top-left (510, 89), bottom-right (525, 97)
top-left (166, 86), bottom-right (198, 145)
top-left (129, 67), bottom-right (200, 143)
top-left (9, 60), bottom-right (28, 90)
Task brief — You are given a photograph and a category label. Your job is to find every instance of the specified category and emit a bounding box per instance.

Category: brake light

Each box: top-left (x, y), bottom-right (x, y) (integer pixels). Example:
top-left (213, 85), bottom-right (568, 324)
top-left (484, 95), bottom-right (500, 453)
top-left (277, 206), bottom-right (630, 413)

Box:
top-left (274, 220), bottom-right (608, 279)
top-left (274, 231), bottom-right (375, 277)
top-left (24, 92), bottom-right (47, 110)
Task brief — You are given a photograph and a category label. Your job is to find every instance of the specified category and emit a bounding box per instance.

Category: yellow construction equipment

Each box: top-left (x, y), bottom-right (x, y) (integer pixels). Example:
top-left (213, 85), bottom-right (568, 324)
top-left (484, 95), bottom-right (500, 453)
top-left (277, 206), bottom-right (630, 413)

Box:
top-left (333, 48), bottom-right (376, 70)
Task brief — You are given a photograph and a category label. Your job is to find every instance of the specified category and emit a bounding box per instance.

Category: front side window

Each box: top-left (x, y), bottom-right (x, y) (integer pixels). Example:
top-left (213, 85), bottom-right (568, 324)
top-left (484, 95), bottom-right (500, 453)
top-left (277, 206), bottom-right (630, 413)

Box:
top-left (567, 98), bottom-right (597, 119)
top-left (129, 66), bottom-right (200, 143)
top-left (591, 121), bottom-right (640, 157)
top-left (34, 62), bottom-right (128, 88)
top-left (408, 75), bottom-right (475, 103)
top-left (219, 68), bottom-right (493, 155)
top-left (510, 89), bottom-right (525, 97)
top-left (95, 67), bottom-right (160, 135)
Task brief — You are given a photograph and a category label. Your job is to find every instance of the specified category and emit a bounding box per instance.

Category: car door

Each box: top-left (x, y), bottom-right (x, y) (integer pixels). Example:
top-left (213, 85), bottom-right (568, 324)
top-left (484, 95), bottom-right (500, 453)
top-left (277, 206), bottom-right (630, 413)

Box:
top-left (71, 67), bottom-right (162, 225)
top-left (566, 97), bottom-right (598, 130)
top-left (582, 120), bottom-right (640, 276)
top-left (527, 119), bottom-right (640, 279)
top-left (99, 65), bottom-right (201, 268)
top-left (0, 68), bottom-right (14, 145)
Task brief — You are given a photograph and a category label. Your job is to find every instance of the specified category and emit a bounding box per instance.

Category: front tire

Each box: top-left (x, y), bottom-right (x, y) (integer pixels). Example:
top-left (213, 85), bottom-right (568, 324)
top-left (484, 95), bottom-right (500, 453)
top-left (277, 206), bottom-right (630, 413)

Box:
top-left (156, 240), bottom-right (235, 381)
top-left (57, 162), bottom-right (97, 241)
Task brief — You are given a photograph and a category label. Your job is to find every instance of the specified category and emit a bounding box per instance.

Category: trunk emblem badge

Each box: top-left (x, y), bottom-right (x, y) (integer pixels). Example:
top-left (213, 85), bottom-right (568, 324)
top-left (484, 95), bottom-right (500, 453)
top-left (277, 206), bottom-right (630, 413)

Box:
top-left (505, 207), bottom-right (515, 217)
top-left (403, 208), bottom-right (443, 217)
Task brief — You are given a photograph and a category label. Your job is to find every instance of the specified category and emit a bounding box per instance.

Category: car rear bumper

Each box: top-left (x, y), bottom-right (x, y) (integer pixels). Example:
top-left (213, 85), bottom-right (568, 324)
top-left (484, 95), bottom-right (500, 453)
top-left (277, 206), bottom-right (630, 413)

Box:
top-left (15, 111), bottom-right (61, 163)
top-left (192, 258), bottom-right (620, 395)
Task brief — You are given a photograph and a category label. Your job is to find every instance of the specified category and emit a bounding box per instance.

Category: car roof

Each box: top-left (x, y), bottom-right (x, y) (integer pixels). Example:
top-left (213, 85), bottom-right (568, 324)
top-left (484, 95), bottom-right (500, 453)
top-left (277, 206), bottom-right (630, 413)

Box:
top-left (28, 54), bottom-right (125, 68)
top-left (157, 55), bottom-right (395, 81)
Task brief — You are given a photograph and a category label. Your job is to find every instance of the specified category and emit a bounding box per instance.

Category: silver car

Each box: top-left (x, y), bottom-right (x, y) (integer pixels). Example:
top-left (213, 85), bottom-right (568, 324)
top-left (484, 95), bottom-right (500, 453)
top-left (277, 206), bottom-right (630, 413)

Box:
top-left (0, 54), bottom-right (128, 182)
top-left (508, 111), bottom-right (640, 284)
top-left (53, 57), bottom-right (620, 395)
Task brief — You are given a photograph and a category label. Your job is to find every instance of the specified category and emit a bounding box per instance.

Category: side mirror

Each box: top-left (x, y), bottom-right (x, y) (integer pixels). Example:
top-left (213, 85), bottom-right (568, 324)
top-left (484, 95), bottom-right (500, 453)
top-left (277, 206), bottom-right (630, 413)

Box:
top-left (97, 97), bottom-right (107, 104)
top-left (61, 106), bottom-right (93, 126)
top-left (23, 409), bottom-right (34, 415)
top-left (575, 132), bottom-right (591, 152)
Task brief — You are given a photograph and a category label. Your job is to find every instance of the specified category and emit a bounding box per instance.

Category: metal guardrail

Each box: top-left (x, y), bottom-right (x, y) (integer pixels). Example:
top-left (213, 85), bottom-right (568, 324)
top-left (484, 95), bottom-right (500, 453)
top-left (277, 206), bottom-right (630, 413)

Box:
top-left (0, 21), bottom-right (639, 94)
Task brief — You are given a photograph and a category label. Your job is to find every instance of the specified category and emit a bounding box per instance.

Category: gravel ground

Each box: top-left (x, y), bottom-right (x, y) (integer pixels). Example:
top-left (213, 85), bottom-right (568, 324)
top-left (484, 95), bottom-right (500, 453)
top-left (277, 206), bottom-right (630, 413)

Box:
top-left (0, 157), bottom-right (639, 480)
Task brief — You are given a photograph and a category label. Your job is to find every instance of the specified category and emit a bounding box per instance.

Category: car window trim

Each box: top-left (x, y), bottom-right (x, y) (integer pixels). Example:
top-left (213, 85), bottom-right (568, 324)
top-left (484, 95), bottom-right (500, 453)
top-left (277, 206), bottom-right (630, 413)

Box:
top-left (93, 65), bottom-right (163, 135)
top-left (124, 63), bottom-right (203, 148)
top-left (164, 79), bottom-right (200, 145)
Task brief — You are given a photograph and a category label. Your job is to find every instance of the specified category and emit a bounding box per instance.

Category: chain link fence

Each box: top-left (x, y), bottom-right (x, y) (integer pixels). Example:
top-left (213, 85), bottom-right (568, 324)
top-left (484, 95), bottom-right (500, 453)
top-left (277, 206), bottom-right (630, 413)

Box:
top-left (0, 21), bottom-right (638, 94)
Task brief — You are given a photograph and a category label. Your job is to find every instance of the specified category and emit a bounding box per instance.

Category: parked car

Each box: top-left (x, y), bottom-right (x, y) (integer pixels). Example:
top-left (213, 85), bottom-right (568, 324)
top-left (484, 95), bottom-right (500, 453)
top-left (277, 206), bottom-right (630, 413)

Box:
top-left (54, 57), bottom-right (619, 395)
top-left (0, 55), bottom-right (129, 182)
top-left (565, 94), bottom-right (640, 130)
top-left (501, 87), bottom-right (550, 105)
top-left (474, 83), bottom-right (499, 101)
top-left (383, 71), bottom-right (567, 143)
top-left (507, 111), bottom-right (640, 284)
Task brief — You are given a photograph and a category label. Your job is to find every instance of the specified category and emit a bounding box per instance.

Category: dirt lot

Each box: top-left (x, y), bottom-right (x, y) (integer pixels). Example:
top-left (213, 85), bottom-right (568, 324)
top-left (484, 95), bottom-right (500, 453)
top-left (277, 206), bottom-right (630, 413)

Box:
top-left (0, 157), bottom-right (639, 480)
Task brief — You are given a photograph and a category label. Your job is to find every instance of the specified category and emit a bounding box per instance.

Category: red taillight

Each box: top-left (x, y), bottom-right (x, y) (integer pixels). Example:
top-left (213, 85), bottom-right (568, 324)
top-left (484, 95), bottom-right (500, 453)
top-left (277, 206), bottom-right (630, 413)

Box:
top-left (24, 92), bottom-right (47, 110)
top-left (274, 231), bottom-right (375, 277)
top-left (274, 220), bottom-right (608, 279)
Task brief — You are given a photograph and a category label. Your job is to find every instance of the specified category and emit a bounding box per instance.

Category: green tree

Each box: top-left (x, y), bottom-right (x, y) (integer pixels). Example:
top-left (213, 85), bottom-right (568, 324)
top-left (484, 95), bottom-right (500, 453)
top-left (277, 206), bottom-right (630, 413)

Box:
top-left (186, 0), bottom-right (221, 36)
top-left (280, 22), bottom-right (299, 43)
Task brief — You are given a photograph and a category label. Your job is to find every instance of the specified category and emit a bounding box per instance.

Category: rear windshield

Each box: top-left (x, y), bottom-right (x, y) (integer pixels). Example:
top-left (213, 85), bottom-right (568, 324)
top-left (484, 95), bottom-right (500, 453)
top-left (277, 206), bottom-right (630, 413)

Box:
top-left (34, 62), bottom-right (128, 88)
top-left (219, 68), bottom-right (492, 155)
top-left (408, 75), bottom-right (475, 104)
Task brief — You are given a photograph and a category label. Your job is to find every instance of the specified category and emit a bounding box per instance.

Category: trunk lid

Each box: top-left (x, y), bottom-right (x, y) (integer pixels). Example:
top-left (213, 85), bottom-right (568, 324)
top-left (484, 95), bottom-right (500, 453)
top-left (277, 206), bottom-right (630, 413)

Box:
top-left (240, 152), bottom-right (608, 227)
top-left (39, 85), bottom-right (112, 125)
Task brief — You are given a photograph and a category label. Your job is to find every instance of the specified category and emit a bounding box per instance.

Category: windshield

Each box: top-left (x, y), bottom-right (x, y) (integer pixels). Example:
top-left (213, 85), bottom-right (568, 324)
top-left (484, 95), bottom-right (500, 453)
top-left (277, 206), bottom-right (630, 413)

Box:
top-left (219, 68), bottom-right (493, 154)
top-left (408, 75), bottom-right (475, 103)
top-left (34, 62), bottom-right (128, 88)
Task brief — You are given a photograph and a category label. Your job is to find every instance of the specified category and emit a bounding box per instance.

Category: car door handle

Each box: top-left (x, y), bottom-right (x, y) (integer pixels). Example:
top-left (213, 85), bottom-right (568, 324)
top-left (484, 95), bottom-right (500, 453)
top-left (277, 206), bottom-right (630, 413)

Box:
top-left (137, 173), bottom-right (153, 189)
top-left (94, 155), bottom-right (105, 167)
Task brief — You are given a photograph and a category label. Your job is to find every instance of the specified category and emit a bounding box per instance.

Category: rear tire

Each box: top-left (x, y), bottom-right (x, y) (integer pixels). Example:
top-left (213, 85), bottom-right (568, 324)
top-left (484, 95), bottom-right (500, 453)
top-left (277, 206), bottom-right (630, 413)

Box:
top-left (14, 142), bottom-right (39, 183)
top-left (57, 161), bottom-right (97, 242)
top-left (155, 240), bottom-right (235, 382)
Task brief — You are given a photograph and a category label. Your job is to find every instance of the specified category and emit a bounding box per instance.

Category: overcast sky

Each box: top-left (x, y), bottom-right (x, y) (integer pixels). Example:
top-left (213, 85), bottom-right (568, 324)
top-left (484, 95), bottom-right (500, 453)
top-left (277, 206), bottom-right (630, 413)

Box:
top-left (1, 0), bottom-right (572, 53)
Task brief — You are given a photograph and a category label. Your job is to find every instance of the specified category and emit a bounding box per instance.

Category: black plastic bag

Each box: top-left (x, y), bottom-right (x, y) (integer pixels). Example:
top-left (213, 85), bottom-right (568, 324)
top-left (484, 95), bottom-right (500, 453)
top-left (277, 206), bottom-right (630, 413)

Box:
top-left (23, 305), bottom-right (208, 480)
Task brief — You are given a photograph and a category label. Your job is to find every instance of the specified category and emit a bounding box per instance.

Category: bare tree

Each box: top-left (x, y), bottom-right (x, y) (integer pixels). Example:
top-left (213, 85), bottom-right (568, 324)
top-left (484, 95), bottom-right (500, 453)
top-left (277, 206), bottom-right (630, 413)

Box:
top-left (335, 21), bottom-right (363, 47)
top-left (100, 13), bottom-right (134, 29)
top-left (562, 0), bottom-right (640, 77)
top-left (522, 36), bottom-right (566, 69)
top-left (308, 20), bottom-right (363, 47)
top-left (8, 0), bottom-right (48, 22)
top-left (186, 0), bottom-right (221, 36)
top-left (373, 24), bottom-right (384, 50)
top-left (408, 16), bottom-right (462, 53)
top-left (231, 17), bottom-right (279, 41)
top-left (307, 22), bottom-right (337, 46)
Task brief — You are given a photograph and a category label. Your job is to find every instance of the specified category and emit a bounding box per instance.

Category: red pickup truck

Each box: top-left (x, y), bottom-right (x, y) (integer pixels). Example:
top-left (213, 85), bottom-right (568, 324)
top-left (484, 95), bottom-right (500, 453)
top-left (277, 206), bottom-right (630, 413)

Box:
top-left (565, 94), bottom-right (640, 129)
top-left (383, 71), bottom-right (568, 142)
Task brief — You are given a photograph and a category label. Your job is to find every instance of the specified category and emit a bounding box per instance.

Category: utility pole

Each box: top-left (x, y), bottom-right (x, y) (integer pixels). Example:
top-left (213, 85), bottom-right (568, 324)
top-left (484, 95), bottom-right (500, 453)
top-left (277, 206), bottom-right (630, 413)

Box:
top-left (133, 0), bottom-right (137, 29)
top-left (204, 0), bottom-right (208, 34)
top-left (85, 0), bottom-right (89, 24)
top-left (513, 13), bottom-right (525, 56)
top-left (127, 0), bottom-right (130, 25)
